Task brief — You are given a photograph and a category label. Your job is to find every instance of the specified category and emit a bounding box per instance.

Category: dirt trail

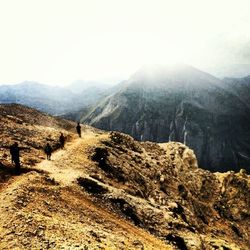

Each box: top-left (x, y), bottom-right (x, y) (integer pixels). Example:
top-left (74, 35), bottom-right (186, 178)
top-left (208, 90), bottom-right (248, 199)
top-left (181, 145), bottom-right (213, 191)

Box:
top-left (0, 130), bottom-right (169, 249)
top-left (35, 130), bottom-right (104, 186)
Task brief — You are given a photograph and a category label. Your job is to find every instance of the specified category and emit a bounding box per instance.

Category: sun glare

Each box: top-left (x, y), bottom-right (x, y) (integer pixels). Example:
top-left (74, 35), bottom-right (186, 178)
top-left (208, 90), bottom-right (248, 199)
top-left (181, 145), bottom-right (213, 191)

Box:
top-left (0, 0), bottom-right (249, 85)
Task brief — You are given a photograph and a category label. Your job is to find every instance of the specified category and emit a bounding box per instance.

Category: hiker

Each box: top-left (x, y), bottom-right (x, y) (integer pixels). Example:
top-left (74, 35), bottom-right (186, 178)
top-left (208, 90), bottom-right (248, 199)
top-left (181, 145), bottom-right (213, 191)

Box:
top-left (44, 143), bottom-right (52, 160)
top-left (9, 142), bottom-right (21, 174)
top-left (59, 132), bottom-right (65, 149)
top-left (76, 122), bottom-right (81, 138)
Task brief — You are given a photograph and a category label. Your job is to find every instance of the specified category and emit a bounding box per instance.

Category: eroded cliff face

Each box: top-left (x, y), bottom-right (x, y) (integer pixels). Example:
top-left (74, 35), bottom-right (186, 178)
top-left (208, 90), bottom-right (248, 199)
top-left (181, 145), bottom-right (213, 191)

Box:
top-left (83, 66), bottom-right (250, 173)
top-left (81, 132), bottom-right (250, 250)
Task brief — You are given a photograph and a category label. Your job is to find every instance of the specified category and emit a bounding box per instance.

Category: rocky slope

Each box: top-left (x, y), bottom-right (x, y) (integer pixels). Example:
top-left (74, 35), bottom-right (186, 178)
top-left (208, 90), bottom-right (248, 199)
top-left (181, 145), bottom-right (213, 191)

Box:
top-left (0, 103), bottom-right (76, 172)
top-left (81, 65), bottom-right (250, 173)
top-left (84, 131), bottom-right (249, 249)
top-left (0, 134), bottom-right (167, 249)
top-left (223, 75), bottom-right (250, 109)
top-left (0, 104), bottom-right (249, 249)
top-left (0, 104), bottom-right (168, 249)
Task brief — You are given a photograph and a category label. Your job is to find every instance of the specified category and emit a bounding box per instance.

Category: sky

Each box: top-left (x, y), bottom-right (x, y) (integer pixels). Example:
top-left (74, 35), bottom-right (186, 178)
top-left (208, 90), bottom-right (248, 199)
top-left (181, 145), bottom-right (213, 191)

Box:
top-left (0, 0), bottom-right (250, 86)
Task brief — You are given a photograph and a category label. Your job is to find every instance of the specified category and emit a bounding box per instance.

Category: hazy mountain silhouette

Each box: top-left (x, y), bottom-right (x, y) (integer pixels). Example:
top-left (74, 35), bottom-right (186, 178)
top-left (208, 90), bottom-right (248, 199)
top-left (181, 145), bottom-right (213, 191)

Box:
top-left (0, 81), bottom-right (110, 115)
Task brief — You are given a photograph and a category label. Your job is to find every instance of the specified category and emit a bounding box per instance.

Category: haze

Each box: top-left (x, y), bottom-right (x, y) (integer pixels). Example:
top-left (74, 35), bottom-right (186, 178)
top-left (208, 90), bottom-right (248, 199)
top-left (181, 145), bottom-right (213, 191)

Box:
top-left (0, 0), bottom-right (250, 86)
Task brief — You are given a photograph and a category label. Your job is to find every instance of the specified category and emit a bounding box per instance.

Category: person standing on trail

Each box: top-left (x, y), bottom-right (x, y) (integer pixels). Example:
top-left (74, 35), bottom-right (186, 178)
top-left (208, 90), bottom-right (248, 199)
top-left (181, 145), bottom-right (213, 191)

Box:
top-left (9, 142), bottom-right (21, 174)
top-left (76, 122), bottom-right (81, 138)
top-left (44, 143), bottom-right (52, 160)
top-left (59, 132), bottom-right (65, 149)
top-left (10, 144), bottom-right (15, 164)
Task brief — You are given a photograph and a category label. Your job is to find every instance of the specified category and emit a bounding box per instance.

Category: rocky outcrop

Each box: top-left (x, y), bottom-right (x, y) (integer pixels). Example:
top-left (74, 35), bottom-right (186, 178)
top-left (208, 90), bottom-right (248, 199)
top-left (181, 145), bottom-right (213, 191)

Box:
top-left (84, 131), bottom-right (250, 249)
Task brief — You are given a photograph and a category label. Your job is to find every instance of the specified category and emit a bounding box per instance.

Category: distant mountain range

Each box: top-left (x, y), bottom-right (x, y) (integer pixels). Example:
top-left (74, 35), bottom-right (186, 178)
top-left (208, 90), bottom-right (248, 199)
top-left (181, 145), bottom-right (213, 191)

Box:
top-left (0, 81), bottom-right (111, 115)
top-left (77, 64), bottom-right (250, 173)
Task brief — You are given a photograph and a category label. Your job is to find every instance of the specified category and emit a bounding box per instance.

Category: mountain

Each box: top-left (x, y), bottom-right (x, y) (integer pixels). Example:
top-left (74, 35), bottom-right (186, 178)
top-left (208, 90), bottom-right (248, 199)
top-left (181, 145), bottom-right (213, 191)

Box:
top-left (81, 64), bottom-right (250, 173)
top-left (62, 80), bottom-right (126, 121)
top-left (0, 104), bottom-right (249, 249)
top-left (0, 81), bottom-right (81, 115)
top-left (222, 75), bottom-right (250, 109)
top-left (0, 81), bottom-right (113, 115)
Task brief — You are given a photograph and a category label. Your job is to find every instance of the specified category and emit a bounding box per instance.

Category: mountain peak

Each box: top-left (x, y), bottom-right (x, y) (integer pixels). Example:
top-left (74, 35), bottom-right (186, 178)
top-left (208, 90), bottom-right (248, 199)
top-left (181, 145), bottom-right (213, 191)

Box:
top-left (129, 64), bottom-right (221, 88)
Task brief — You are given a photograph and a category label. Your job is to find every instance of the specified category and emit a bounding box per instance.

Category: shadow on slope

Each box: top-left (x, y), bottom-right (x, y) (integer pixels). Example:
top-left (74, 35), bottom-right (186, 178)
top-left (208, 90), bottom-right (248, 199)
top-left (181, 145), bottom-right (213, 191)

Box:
top-left (78, 131), bottom-right (250, 250)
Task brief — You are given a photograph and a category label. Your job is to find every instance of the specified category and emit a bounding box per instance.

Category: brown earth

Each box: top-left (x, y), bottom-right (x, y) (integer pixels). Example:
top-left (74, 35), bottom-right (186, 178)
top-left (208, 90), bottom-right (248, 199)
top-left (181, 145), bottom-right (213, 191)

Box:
top-left (0, 132), bottom-right (168, 249)
top-left (0, 104), bottom-right (249, 249)
top-left (0, 104), bottom-right (169, 249)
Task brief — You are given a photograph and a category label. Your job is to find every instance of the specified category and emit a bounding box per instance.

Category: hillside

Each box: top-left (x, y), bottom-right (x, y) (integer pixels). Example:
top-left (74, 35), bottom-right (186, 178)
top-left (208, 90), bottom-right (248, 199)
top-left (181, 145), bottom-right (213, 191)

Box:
top-left (81, 65), bottom-right (250, 173)
top-left (0, 104), bottom-right (249, 249)
top-left (223, 75), bottom-right (250, 109)
top-left (0, 104), bottom-right (168, 249)
top-left (0, 103), bottom-right (75, 172)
